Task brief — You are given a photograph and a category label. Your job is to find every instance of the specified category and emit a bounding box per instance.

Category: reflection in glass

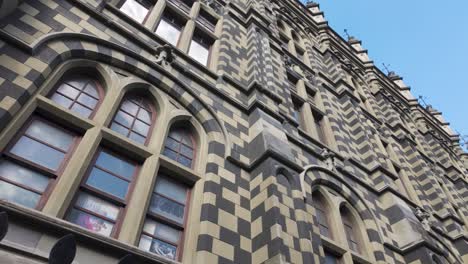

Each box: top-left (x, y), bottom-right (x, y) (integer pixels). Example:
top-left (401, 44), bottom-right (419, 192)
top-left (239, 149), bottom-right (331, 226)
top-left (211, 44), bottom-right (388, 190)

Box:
top-left (188, 39), bottom-right (210, 66)
top-left (0, 180), bottom-right (41, 208)
top-left (76, 192), bottom-right (120, 220)
top-left (95, 151), bottom-right (135, 179)
top-left (68, 209), bottom-right (114, 236)
top-left (149, 195), bottom-right (185, 224)
top-left (120, 0), bottom-right (150, 24)
top-left (155, 19), bottom-right (182, 46)
top-left (155, 176), bottom-right (187, 204)
top-left (86, 168), bottom-right (129, 199)
top-left (10, 137), bottom-right (65, 171)
top-left (0, 160), bottom-right (49, 192)
top-left (26, 120), bottom-right (74, 151)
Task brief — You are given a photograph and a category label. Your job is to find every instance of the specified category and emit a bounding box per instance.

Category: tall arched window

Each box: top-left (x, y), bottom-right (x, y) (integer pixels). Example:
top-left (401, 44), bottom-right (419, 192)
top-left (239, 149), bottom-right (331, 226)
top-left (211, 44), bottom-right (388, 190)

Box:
top-left (312, 191), bottom-right (332, 239)
top-left (110, 95), bottom-right (155, 145)
top-left (50, 75), bottom-right (103, 118)
top-left (162, 126), bottom-right (195, 168)
top-left (340, 206), bottom-right (360, 253)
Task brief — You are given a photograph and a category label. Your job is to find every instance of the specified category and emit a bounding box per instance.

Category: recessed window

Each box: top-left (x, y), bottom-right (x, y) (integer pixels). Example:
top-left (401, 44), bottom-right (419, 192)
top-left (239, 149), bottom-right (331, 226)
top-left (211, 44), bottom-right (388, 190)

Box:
top-left (110, 95), bottom-right (155, 145)
top-left (139, 174), bottom-right (190, 260)
top-left (167, 0), bottom-right (194, 14)
top-left (312, 111), bottom-right (326, 143)
top-left (66, 149), bottom-right (138, 237)
top-left (292, 97), bottom-right (303, 125)
top-left (0, 118), bottom-right (78, 208)
top-left (119, 0), bottom-right (154, 24)
top-left (324, 251), bottom-right (341, 264)
top-left (188, 31), bottom-right (213, 66)
top-left (197, 9), bottom-right (217, 32)
top-left (341, 207), bottom-right (360, 253)
top-left (313, 192), bottom-right (332, 238)
top-left (163, 126), bottom-right (195, 168)
top-left (155, 10), bottom-right (185, 46)
top-left (296, 48), bottom-right (305, 62)
top-left (50, 75), bottom-right (102, 118)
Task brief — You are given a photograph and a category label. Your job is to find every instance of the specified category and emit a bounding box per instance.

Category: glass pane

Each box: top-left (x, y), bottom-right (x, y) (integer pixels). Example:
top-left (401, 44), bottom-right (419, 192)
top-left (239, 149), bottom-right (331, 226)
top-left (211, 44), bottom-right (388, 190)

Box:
top-left (115, 110), bottom-right (134, 128)
top-left (133, 120), bottom-right (150, 135)
top-left (111, 122), bottom-right (130, 136)
top-left (77, 93), bottom-right (98, 108)
top-left (324, 252), bottom-right (339, 264)
top-left (142, 219), bottom-right (180, 244)
top-left (120, 0), bottom-right (150, 24)
top-left (67, 209), bottom-right (114, 236)
top-left (75, 192), bottom-right (119, 220)
top-left (155, 19), bottom-right (181, 46)
top-left (178, 156), bottom-right (192, 168)
top-left (181, 135), bottom-right (192, 146)
top-left (188, 39), bottom-right (210, 66)
top-left (67, 78), bottom-right (87, 90)
top-left (149, 195), bottom-right (185, 224)
top-left (129, 132), bottom-right (146, 144)
top-left (0, 180), bottom-right (41, 208)
top-left (86, 168), bottom-right (130, 199)
top-left (58, 84), bottom-right (80, 99)
top-left (84, 83), bottom-right (99, 97)
top-left (10, 136), bottom-right (65, 171)
top-left (0, 160), bottom-right (49, 192)
top-left (163, 148), bottom-right (178, 161)
top-left (180, 145), bottom-right (193, 158)
top-left (121, 99), bottom-right (139, 116)
top-left (165, 137), bottom-right (179, 151)
top-left (155, 176), bottom-right (187, 204)
top-left (71, 103), bottom-right (93, 118)
top-left (95, 151), bottom-right (135, 179)
top-left (26, 120), bottom-right (74, 151)
top-left (51, 93), bottom-right (73, 108)
top-left (169, 130), bottom-right (182, 141)
top-left (137, 109), bottom-right (152, 123)
top-left (149, 238), bottom-right (177, 260)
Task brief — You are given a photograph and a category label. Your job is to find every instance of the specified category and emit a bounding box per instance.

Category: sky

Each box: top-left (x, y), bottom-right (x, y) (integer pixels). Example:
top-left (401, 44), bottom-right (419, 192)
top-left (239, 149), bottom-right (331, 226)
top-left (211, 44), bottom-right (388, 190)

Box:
top-left (300, 1), bottom-right (468, 148)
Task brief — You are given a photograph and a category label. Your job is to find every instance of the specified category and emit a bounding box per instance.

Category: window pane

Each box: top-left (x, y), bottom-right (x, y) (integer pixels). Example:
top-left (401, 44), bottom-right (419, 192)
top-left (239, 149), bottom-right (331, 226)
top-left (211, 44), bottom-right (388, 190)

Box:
top-left (149, 195), bottom-right (185, 224)
top-left (143, 219), bottom-right (180, 244)
top-left (165, 137), bottom-right (179, 151)
top-left (120, 0), bottom-right (150, 24)
top-left (0, 180), bottom-right (41, 208)
top-left (86, 168), bottom-right (130, 199)
top-left (155, 19), bottom-right (181, 46)
top-left (51, 93), bottom-right (73, 108)
top-left (178, 156), bottom-right (192, 168)
top-left (137, 109), bottom-right (152, 123)
top-left (75, 192), bottom-right (120, 221)
top-left (67, 209), bottom-right (114, 236)
top-left (26, 120), bottom-right (74, 151)
top-left (77, 93), bottom-right (98, 108)
top-left (95, 151), bottom-right (135, 179)
top-left (180, 145), bottom-right (193, 158)
top-left (111, 122), bottom-right (130, 136)
top-left (71, 103), bottom-right (93, 118)
top-left (115, 110), bottom-right (134, 128)
top-left (324, 252), bottom-right (339, 264)
top-left (58, 84), bottom-right (80, 99)
top-left (0, 160), bottom-right (49, 192)
top-left (84, 83), bottom-right (99, 97)
top-left (154, 176), bottom-right (187, 204)
top-left (188, 39), bottom-right (210, 65)
top-left (67, 78), bottom-right (87, 90)
top-left (129, 132), bottom-right (146, 144)
top-left (139, 235), bottom-right (177, 260)
top-left (121, 100), bottom-right (139, 115)
top-left (181, 134), bottom-right (192, 146)
top-left (163, 148), bottom-right (178, 161)
top-left (10, 136), bottom-right (65, 171)
top-left (133, 120), bottom-right (150, 135)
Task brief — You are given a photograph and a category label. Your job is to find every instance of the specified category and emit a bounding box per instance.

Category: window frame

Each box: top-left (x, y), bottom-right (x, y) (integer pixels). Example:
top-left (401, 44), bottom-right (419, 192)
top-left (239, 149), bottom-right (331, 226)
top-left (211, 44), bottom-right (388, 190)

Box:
top-left (139, 173), bottom-right (192, 261)
top-left (49, 74), bottom-right (105, 119)
top-left (188, 30), bottom-right (214, 67)
top-left (155, 8), bottom-right (186, 47)
top-left (163, 126), bottom-right (197, 169)
top-left (66, 148), bottom-right (141, 237)
top-left (117, 0), bottom-right (156, 25)
top-left (110, 95), bottom-right (157, 146)
top-left (1, 115), bottom-right (81, 210)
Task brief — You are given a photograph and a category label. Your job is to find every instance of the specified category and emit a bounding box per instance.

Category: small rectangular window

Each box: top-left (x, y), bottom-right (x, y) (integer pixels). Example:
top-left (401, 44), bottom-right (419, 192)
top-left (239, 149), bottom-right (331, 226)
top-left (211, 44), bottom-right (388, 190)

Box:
top-left (155, 9), bottom-right (185, 46)
top-left (139, 174), bottom-right (190, 260)
top-left (296, 48), bottom-right (305, 63)
top-left (292, 97), bottom-right (303, 126)
top-left (119, 0), bottom-right (155, 24)
top-left (324, 251), bottom-right (341, 264)
top-left (66, 149), bottom-right (138, 237)
top-left (197, 9), bottom-right (217, 32)
top-left (188, 31), bottom-right (214, 66)
top-left (312, 111), bottom-right (326, 143)
top-left (167, 0), bottom-right (194, 14)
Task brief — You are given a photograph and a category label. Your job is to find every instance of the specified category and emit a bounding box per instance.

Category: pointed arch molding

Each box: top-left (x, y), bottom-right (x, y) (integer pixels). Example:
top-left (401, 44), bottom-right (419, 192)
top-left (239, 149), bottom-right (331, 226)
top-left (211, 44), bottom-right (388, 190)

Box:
top-left (1, 32), bottom-right (231, 159)
top-left (300, 165), bottom-right (386, 250)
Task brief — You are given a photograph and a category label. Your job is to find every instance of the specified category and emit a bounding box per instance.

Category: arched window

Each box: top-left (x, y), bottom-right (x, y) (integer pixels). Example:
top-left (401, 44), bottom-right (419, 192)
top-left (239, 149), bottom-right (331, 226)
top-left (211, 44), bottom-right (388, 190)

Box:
top-left (162, 126), bottom-right (195, 168)
top-left (312, 191), bottom-right (332, 239)
top-left (50, 75), bottom-right (102, 118)
top-left (110, 95), bottom-right (155, 145)
top-left (340, 206), bottom-right (360, 253)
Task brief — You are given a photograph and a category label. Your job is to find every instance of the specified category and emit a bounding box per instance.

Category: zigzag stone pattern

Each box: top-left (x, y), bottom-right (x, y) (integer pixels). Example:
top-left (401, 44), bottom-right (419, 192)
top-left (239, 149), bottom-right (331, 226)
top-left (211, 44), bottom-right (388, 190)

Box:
top-left (0, 0), bottom-right (466, 264)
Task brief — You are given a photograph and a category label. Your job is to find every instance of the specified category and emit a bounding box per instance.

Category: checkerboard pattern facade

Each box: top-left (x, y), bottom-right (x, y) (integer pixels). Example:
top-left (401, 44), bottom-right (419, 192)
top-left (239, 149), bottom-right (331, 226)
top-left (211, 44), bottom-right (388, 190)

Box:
top-left (0, 0), bottom-right (466, 263)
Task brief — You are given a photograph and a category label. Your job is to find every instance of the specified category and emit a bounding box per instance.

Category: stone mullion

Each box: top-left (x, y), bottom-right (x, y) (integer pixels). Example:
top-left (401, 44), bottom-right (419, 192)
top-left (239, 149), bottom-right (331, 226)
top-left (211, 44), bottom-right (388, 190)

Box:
top-left (144, 0), bottom-right (166, 31)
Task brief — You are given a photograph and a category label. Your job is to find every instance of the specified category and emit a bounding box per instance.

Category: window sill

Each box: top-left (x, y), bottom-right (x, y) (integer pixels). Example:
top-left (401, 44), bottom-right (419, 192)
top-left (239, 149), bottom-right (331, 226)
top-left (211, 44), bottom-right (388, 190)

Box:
top-left (100, 127), bottom-right (153, 162)
top-left (320, 235), bottom-right (347, 256)
top-left (158, 155), bottom-right (202, 185)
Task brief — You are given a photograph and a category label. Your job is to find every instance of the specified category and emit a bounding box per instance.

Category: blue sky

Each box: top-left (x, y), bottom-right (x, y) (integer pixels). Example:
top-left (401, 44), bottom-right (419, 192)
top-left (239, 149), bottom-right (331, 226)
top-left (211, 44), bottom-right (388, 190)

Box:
top-left (302, 1), bottom-right (467, 146)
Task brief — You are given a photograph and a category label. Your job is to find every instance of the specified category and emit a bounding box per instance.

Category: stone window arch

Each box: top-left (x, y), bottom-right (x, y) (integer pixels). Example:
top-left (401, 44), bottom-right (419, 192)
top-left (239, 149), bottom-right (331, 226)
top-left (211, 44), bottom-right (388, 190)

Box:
top-left (162, 124), bottom-right (196, 169)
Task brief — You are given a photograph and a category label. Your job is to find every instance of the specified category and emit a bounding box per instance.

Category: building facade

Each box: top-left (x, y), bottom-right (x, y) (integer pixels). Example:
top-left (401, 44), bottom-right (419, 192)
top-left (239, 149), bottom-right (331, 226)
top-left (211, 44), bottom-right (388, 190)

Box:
top-left (0, 0), bottom-right (466, 263)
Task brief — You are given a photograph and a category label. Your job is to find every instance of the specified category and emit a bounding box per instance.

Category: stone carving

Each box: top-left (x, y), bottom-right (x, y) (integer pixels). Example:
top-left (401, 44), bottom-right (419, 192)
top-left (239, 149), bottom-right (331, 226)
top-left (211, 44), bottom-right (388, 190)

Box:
top-left (415, 208), bottom-right (432, 231)
top-left (154, 45), bottom-right (175, 67)
top-left (321, 148), bottom-right (337, 171)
